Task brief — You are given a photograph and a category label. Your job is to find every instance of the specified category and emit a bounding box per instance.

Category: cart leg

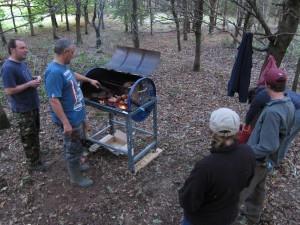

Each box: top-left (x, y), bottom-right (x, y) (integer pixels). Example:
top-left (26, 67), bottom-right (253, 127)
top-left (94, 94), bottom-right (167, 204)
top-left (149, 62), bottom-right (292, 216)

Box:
top-left (109, 112), bottom-right (115, 135)
top-left (153, 101), bottom-right (158, 149)
top-left (126, 115), bottom-right (135, 173)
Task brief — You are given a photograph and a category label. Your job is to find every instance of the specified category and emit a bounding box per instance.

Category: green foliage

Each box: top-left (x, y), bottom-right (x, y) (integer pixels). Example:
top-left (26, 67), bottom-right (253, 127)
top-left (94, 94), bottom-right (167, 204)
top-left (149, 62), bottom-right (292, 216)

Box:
top-left (71, 51), bottom-right (110, 74)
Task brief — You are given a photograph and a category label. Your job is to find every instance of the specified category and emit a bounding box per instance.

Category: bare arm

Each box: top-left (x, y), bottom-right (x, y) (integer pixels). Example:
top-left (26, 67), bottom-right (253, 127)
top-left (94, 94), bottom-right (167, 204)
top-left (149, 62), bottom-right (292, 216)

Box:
top-left (4, 79), bottom-right (41, 95)
top-left (74, 72), bottom-right (100, 88)
top-left (49, 98), bottom-right (72, 135)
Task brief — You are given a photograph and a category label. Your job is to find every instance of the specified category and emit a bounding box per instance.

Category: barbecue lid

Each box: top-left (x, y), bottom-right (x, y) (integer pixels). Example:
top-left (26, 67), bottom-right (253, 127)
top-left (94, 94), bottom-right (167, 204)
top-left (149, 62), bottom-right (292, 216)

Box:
top-left (105, 46), bottom-right (160, 77)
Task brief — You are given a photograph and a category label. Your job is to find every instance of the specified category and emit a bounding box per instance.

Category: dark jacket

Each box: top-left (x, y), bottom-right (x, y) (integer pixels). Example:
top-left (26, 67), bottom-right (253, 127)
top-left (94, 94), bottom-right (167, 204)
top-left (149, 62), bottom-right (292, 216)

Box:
top-left (179, 143), bottom-right (255, 225)
top-left (228, 33), bottom-right (253, 103)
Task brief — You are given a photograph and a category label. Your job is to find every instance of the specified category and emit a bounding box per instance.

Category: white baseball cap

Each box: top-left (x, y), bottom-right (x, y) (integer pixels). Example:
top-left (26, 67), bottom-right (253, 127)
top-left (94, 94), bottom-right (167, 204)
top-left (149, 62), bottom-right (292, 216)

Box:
top-left (209, 108), bottom-right (240, 136)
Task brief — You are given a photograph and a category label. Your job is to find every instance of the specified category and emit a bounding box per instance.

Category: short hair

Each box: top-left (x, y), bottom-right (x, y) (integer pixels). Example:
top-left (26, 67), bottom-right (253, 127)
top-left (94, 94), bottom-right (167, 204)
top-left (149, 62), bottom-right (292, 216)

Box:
top-left (54, 38), bottom-right (73, 55)
top-left (268, 80), bottom-right (286, 92)
top-left (7, 39), bottom-right (22, 55)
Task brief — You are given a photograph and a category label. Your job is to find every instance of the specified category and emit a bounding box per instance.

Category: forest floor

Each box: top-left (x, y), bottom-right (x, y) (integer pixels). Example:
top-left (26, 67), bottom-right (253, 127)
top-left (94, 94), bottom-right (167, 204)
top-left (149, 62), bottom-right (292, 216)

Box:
top-left (0, 19), bottom-right (300, 225)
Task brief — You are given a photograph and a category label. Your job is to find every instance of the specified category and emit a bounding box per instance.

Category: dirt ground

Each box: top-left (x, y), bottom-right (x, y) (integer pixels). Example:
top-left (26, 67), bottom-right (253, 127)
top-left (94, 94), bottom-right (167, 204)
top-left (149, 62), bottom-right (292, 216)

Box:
top-left (0, 21), bottom-right (300, 225)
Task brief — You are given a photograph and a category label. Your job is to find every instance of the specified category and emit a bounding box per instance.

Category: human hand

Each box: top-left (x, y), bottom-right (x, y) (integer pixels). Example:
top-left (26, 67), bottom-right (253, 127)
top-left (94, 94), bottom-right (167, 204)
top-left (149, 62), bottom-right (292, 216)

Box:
top-left (63, 122), bottom-right (73, 136)
top-left (90, 79), bottom-right (101, 89)
top-left (28, 78), bottom-right (41, 88)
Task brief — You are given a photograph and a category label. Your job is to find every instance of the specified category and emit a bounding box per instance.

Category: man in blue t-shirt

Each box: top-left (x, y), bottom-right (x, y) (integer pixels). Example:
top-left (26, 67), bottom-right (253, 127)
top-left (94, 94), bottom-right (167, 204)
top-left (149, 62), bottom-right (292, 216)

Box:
top-left (45, 38), bottom-right (100, 188)
top-left (1, 39), bottom-right (45, 172)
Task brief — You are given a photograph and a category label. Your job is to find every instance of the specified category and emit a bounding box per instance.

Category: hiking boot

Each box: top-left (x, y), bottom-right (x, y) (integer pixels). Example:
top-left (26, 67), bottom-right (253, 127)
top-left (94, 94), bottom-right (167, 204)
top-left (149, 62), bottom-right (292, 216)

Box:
top-left (67, 161), bottom-right (93, 188)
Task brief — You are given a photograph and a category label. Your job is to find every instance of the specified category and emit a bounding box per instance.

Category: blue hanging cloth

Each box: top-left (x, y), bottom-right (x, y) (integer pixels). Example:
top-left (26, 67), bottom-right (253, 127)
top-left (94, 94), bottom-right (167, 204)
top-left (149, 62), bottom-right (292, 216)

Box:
top-left (227, 32), bottom-right (253, 103)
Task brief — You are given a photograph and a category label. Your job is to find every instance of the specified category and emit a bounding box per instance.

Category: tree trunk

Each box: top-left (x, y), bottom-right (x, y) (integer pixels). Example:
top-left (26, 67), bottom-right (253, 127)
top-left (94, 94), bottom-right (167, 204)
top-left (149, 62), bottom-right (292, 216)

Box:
top-left (64, 0), bottom-right (70, 31)
top-left (25, 0), bottom-right (35, 36)
top-left (233, 0), bottom-right (244, 46)
top-left (0, 22), bottom-right (7, 46)
top-left (83, 0), bottom-right (89, 35)
top-left (193, 0), bottom-right (204, 72)
top-left (292, 57), bottom-right (300, 91)
top-left (266, 0), bottom-right (300, 66)
top-left (149, 0), bottom-right (153, 35)
top-left (183, 0), bottom-right (188, 40)
top-left (208, 0), bottom-right (217, 34)
top-left (74, 0), bottom-right (82, 45)
top-left (100, 1), bottom-right (105, 30)
top-left (222, 0), bottom-right (228, 31)
top-left (48, 0), bottom-right (59, 39)
top-left (170, 0), bottom-right (181, 51)
top-left (92, 0), bottom-right (105, 48)
top-left (10, 0), bottom-right (17, 33)
top-left (132, 0), bottom-right (140, 48)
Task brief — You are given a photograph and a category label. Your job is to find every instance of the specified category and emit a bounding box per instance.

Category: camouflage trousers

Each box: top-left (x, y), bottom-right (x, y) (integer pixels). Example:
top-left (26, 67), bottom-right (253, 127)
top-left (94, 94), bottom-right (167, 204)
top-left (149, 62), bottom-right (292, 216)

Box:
top-left (59, 122), bottom-right (86, 163)
top-left (14, 109), bottom-right (41, 166)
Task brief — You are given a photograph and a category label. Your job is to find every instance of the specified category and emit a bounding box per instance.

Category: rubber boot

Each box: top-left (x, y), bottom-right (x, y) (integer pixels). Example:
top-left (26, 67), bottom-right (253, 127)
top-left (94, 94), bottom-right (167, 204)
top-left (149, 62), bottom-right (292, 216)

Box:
top-left (80, 163), bottom-right (90, 172)
top-left (67, 161), bottom-right (93, 188)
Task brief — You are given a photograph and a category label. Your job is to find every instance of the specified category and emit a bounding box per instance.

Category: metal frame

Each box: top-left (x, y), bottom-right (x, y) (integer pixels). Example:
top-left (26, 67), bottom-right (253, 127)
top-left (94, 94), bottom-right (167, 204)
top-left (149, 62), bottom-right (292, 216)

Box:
top-left (85, 98), bottom-right (158, 173)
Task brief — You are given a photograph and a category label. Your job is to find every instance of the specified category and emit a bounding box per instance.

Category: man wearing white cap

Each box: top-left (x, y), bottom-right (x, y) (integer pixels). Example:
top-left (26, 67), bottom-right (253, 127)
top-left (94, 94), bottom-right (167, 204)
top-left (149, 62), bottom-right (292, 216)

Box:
top-left (179, 108), bottom-right (255, 225)
top-left (239, 68), bottom-right (295, 224)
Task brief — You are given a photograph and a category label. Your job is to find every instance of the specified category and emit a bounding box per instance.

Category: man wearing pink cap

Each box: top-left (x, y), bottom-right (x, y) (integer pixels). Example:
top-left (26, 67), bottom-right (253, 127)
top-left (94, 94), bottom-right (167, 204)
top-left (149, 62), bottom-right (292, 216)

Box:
top-left (238, 68), bottom-right (295, 224)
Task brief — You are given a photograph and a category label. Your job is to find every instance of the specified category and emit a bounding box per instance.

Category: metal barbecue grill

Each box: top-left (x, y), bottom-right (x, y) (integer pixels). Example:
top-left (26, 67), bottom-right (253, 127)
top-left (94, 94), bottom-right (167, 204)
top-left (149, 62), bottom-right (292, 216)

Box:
top-left (81, 46), bottom-right (160, 173)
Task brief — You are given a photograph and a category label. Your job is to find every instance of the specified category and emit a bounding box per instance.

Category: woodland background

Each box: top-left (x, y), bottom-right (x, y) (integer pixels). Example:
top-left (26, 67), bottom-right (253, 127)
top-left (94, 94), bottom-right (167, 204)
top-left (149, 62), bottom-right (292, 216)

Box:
top-left (0, 0), bottom-right (300, 224)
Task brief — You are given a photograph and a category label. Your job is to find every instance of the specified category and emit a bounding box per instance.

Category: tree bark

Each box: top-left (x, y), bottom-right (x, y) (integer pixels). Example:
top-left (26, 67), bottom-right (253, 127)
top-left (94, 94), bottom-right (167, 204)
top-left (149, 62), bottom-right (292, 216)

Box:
top-left (233, 0), bottom-right (244, 46)
top-left (222, 0), bottom-right (228, 31)
top-left (64, 0), bottom-right (70, 31)
top-left (170, 0), bottom-right (181, 51)
top-left (83, 0), bottom-right (89, 35)
top-left (208, 0), bottom-right (217, 34)
top-left (183, 0), bottom-right (188, 40)
top-left (10, 0), bottom-right (17, 33)
top-left (266, 0), bottom-right (300, 66)
top-left (132, 0), bottom-right (140, 48)
top-left (48, 0), bottom-right (59, 39)
top-left (74, 0), bottom-right (82, 45)
top-left (193, 0), bottom-right (204, 72)
top-left (0, 22), bottom-right (7, 46)
top-left (25, 0), bottom-right (35, 36)
top-left (149, 0), bottom-right (153, 35)
top-left (292, 57), bottom-right (300, 92)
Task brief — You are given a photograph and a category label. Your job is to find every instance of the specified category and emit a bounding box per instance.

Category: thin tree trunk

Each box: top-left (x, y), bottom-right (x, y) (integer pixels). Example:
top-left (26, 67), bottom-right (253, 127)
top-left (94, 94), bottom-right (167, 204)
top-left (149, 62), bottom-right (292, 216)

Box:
top-left (149, 0), bottom-right (153, 35)
top-left (292, 58), bottom-right (300, 91)
top-left (25, 0), bottom-right (35, 36)
top-left (83, 0), bottom-right (89, 35)
top-left (208, 0), bottom-right (217, 34)
top-left (170, 0), bottom-right (181, 51)
top-left (233, 0), bottom-right (244, 46)
top-left (0, 22), bottom-right (7, 46)
top-left (64, 0), bottom-right (70, 31)
top-left (193, 0), bottom-right (204, 72)
top-left (10, 0), bottom-right (17, 33)
top-left (74, 0), bottom-right (82, 45)
top-left (183, 0), bottom-right (188, 40)
top-left (222, 0), bottom-right (228, 31)
top-left (132, 0), bottom-right (140, 48)
top-left (48, 0), bottom-right (59, 39)
top-left (101, 1), bottom-right (105, 30)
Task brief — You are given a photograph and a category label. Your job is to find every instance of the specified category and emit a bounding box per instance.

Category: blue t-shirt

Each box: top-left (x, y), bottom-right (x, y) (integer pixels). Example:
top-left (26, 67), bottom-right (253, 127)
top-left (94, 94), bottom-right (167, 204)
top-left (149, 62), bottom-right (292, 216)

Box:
top-left (1, 59), bottom-right (39, 112)
top-left (44, 61), bottom-right (86, 127)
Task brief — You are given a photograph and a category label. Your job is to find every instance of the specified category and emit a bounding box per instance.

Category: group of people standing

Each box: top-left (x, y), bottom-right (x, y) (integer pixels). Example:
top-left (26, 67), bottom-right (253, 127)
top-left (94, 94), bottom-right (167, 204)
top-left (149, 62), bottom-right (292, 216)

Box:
top-left (1, 38), bottom-right (100, 188)
top-left (1, 38), bottom-right (299, 224)
top-left (179, 67), bottom-right (299, 225)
